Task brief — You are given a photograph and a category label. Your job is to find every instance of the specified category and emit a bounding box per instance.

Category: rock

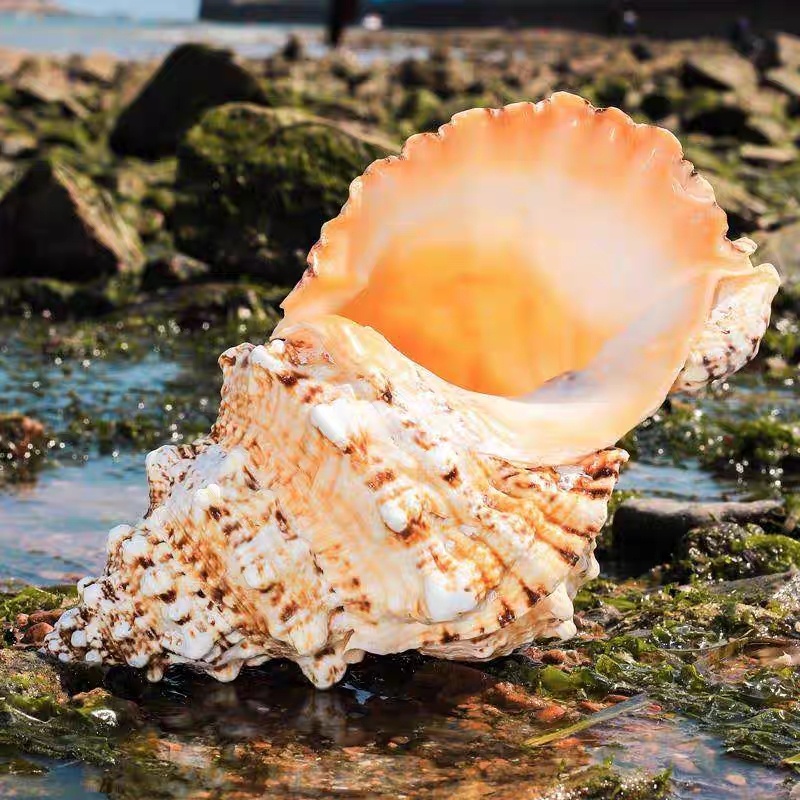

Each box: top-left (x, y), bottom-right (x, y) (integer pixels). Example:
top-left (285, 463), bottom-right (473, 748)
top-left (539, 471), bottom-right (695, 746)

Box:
top-left (705, 173), bottom-right (769, 234)
top-left (0, 277), bottom-right (116, 318)
top-left (140, 252), bottom-right (211, 290)
top-left (66, 52), bottom-right (118, 87)
top-left (612, 497), bottom-right (785, 564)
top-left (640, 89), bottom-right (673, 121)
top-left (0, 159), bottom-right (144, 281)
top-left (172, 103), bottom-right (396, 282)
top-left (129, 282), bottom-right (282, 330)
top-left (740, 143), bottom-right (797, 165)
top-left (484, 681), bottom-right (546, 712)
top-left (281, 34), bottom-right (305, 62)
top-left (682, 53), bottom-right (758, 93)
top-left (766, 33), bottom-right (800, 70)
top-left (753, 221), bottom-right (800, 285)
top-left (21, 621), bottom-right (53, 645)
top-left (69, 687), bottom-right (141, 728)
top-left (765, 68), bottom-right (800, 108)
top-left (396, 52), bottom-right (470, 98)
top-left (12, 73), bottom-right (89, 119)
top-left (745, 115), bottom-right (791, 146)
top-left (683, 100), bottom-right (773, 143)
top-left (0, 132), bottom-right (37, 159)
top-left (665, 522), bottom-right (800, 582)
top-left (0, 414), bottom-right (46, 474)
top-left (110, 43), bottom-right (267, 159)
top-left (398, 87), bottom-right (445, 132)
top-left (0, 649), bottom-right (67, 705)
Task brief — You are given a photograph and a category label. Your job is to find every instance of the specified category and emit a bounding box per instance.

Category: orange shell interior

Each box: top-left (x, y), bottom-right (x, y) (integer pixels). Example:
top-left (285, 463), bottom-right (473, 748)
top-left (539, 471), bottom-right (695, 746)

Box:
top-left (280, 93), bottom-right (751, 399)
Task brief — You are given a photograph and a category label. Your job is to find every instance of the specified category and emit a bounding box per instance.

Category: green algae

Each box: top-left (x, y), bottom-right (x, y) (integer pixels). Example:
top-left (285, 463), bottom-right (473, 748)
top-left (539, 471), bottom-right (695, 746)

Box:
top-left (500, 578), bottom-right (800, 769)
top-left (546, 763), bottom-right (672, 799)
top-left (0, 586), bottom-right (75, 626)
top-left (666, 523), bottom-right (800, 583)
top-left (172, 103), bottom-right (396, 282)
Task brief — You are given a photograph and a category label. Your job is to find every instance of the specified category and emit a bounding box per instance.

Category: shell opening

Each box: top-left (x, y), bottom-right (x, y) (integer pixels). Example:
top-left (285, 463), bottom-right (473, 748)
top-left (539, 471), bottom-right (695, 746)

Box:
top-left (278, 94), bottom-right (776, 462)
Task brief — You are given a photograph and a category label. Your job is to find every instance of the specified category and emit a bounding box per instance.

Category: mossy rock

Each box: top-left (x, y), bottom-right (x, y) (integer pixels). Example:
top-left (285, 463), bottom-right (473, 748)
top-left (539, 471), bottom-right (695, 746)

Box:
top-left (127, 281), bottom-right (285, 330)
top-left (172, 103), bottom-right (397, 282)
top-left (0, 159), bottom-right (144, 282)
top-left (110, 44), bottom-right (269, 159)
top-left (397, 87), bottom-right (446, 132)
top-left (140, 252), bottom-right (211, 291)
top-left (667, 522), bottom-right (800, 582)
top-left (0, 414), bottom-right (47, 482)
top-left (395, 53), bottom-right (471, 99)
top-left (0, 277), bottom-right (118, 319)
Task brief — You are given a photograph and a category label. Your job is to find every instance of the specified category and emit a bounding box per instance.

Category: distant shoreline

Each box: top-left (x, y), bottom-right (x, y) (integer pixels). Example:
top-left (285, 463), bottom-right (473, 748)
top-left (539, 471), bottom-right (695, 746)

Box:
top-left (0, 0), bottom-right (68, 16)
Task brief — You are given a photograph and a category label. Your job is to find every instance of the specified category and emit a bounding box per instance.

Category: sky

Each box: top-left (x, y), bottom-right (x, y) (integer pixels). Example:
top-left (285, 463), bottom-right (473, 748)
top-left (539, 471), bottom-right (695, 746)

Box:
top-left (61, 0), bottom-right (200, 20)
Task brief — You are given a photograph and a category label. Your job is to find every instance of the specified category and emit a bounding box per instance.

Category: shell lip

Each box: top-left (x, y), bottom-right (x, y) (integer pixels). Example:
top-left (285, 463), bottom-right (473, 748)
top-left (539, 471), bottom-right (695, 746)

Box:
top-left (280, 91), bottom-right (755, 326)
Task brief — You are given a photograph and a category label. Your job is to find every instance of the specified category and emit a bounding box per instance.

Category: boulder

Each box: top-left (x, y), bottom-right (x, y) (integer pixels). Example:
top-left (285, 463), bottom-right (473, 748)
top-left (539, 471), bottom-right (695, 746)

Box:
top-left (110, 44), bottom-right (266, 159)
top-left (765, 68), bottom-right (800, 109)
top-left (396, 52), bottom-right (471, 98)
top-left (745, 115), bottom-right (790, 146)
top-left (0, 132), bottom-right (37, 159)
top-left (281, 34), bottom-right (305, 62)
top-left (0, 159), bottom-right (143, 282)
top-left (129, 282), bottom-right (282, 330)
top-left (766, 32), bottom-right (800, 70)
top-left (682, 53), bottom-right (758, 93)
top-left (665, 522), bottom-right (800, 582)
top-left (172, 103), bottom-right (397, 283)
top-left (682, 101), bottom-right (774, 143)
top-left (13, 75), bottom-right (89, 118)
top-left (66, 52), bottom-right (118, 87)
top-left (0, 278), bottom-right (118, 318)
top-left (612, 497), bottom-right (785, 564)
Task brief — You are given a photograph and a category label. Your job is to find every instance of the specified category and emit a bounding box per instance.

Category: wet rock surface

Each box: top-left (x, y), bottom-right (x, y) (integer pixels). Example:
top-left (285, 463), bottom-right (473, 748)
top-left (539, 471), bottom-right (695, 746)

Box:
top-left (613, 498), bottom-right (786, 565)
top-left (665, 522), bottom-right (800, 582)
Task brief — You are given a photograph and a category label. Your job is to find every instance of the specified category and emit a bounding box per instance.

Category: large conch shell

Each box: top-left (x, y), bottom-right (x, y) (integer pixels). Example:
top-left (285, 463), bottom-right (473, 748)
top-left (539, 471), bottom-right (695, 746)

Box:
top-left (45, 94), bottom-right (779, 687)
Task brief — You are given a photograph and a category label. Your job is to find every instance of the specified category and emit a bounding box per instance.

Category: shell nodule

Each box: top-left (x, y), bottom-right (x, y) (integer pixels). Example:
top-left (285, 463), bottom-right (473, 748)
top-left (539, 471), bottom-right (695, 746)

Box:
top-left (45, 94), bottom-right (779, 688)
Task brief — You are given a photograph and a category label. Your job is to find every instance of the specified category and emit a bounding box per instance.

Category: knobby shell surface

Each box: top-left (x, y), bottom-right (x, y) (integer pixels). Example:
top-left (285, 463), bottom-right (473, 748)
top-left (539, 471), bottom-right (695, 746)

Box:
top-left (45, 93), bottom-right (779, 687)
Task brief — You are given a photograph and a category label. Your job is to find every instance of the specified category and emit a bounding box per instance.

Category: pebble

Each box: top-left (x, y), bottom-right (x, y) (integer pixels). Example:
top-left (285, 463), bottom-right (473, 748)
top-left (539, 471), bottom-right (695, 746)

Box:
top-left (22, 621), bottom-right (54, 645)
top-left (28, 608), bottom-right (66, 626)
top-left (535, 703), bottom-right (568, 724)
top-left (486, 681), bottom-right (546, 711)
top-left (725, 773), bottom-right (747, 787)
top-left (541, 650), bottom-right (567, 664)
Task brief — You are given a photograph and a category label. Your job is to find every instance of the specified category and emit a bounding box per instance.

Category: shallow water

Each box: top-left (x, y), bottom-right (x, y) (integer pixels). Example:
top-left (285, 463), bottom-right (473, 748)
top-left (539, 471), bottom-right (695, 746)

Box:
top-left (0, 454), bottom-right (146, 583)
top-left (2, 657), bottom-right (797, 799)
top-left (1, 319), bottom-right (796, 586)
top-left (0, 13), bottom-right (426, 62)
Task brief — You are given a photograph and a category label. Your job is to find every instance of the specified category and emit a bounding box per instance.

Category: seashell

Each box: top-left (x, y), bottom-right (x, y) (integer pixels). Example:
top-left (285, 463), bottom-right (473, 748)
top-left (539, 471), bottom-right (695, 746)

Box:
top-left (45, 93), bottom-right (779, 688)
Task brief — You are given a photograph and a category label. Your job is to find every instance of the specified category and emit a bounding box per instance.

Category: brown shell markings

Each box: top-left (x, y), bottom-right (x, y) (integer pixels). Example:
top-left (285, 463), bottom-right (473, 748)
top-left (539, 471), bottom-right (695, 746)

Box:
top-left (46, 319), bottom-right (625, 686)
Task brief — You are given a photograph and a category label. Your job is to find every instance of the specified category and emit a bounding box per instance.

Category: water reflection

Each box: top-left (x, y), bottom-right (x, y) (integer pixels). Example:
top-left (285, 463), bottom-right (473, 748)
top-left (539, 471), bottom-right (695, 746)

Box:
top-left (18, 658), bottom-right (788, 799)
